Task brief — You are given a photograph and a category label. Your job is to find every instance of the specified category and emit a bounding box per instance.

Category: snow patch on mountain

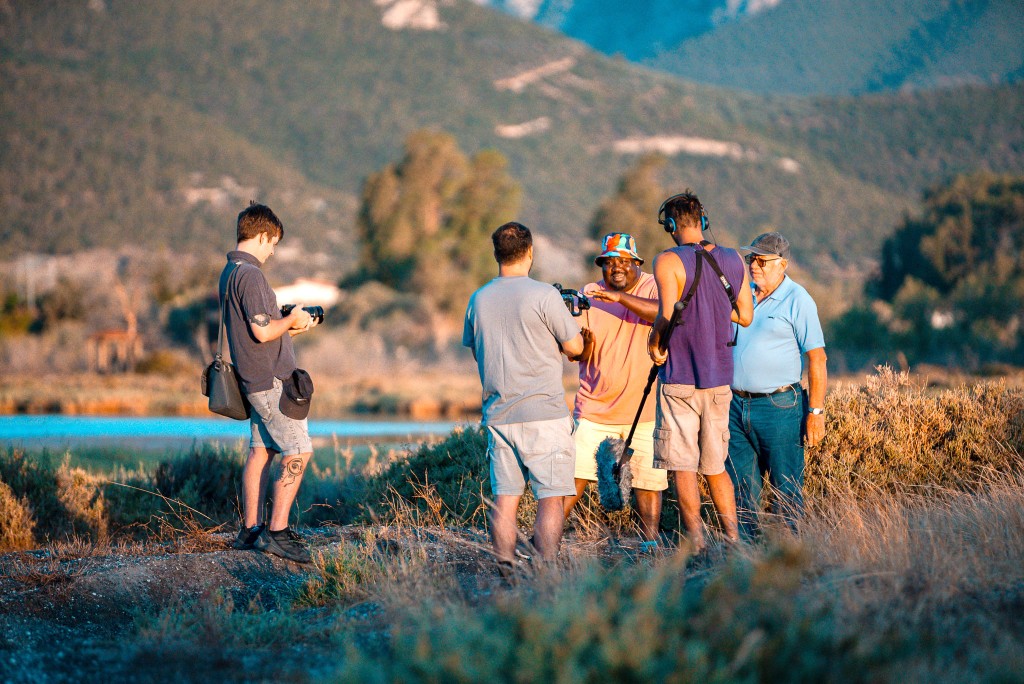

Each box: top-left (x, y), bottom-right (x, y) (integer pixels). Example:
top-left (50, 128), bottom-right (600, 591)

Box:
top-left (613, 135), bottom-right (801, 174)
top-left (495, 117), bottom-right (551, 138)
top-left (376, 0), bottom-right (447, 31)
top-left (493, 57), bottom-right (577, 92)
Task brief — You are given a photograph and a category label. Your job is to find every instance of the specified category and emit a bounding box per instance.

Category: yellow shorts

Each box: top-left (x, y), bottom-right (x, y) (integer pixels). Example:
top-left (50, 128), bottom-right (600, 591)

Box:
top-left (573, 417), bottom-right (668, 492)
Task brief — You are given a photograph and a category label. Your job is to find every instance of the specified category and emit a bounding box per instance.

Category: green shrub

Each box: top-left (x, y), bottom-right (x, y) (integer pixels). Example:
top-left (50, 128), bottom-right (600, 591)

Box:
top-left (152, 444), bottom-right (244, 523)
top-left (337, 544), bottom-right (892, 682)
top-left (361, 427), bottom-right (490, 526)
top-left (295, 542), bottom-right (383, 608)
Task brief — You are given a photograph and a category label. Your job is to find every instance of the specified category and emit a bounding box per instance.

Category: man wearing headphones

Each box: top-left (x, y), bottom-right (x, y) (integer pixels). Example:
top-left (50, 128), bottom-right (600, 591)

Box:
top-left (648, 191), bottom-right (753, 552)
top-left (564, 233), bottom-right (668, 552)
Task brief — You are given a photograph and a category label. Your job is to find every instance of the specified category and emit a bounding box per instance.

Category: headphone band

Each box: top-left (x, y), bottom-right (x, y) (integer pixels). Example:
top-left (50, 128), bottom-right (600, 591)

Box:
top-left (658, 193), bottom-right (709, 232)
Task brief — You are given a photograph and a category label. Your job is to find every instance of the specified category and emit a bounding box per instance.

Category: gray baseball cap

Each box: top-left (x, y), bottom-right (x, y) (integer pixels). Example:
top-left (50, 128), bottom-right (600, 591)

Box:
top-left (741, 232), bottom-right (790, 260)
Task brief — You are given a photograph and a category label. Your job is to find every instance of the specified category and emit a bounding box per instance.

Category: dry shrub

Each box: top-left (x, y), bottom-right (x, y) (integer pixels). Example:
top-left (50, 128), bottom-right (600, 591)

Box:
top-left (796, 480), bottom-right (1024, 681)
top-left (0, 448), bottom-right (63, 539)
top-left (0, 478), bottom-right (35, 552)
top-left (810, 367), bottom-right (1024, 497)
top-left (56, 461), bottom-right (108, 542)
top-left (363, 426), bottom-right (645, 541)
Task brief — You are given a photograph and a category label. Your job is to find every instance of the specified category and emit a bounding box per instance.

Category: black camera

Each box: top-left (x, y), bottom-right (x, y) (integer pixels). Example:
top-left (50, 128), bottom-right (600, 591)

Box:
top-left (552, 283), bottom-right (590, 317)
top-left (280, 304), bottom-right (325, 325)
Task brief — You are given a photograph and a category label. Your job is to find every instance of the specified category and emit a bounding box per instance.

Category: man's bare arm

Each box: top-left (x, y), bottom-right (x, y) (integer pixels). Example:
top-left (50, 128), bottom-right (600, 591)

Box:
top-left (732, 268), bottom-right (754, 327)
top-left (804, 347), bottom-right (828, 447)
top-left (648, 252), bottom-right (684, 365)
top-left (590, 289), bottom-right (659, 323)
top-left (561, 333), bottom-right (584, 359)
top-left (568, 328), bottom-right (595, 363)
top-left (250, 306), bottom-right (312, 343)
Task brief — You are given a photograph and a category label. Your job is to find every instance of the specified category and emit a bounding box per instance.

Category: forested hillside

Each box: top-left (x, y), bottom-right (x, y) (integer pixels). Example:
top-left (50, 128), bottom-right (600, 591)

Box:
top-left (648, 0), bottom-right (1024, 95)
top-left (2, 0), bottom-right (1022, 285)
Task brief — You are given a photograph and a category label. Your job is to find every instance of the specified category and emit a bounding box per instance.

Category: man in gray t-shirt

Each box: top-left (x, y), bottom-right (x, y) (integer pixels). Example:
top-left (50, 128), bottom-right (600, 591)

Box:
top-left (463, 222), bottom-right (583, 565)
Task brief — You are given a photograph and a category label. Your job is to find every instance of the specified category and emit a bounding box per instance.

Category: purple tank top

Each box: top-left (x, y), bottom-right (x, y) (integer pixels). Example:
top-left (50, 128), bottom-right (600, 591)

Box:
top-left (659, 245), bottom-right (745, 389)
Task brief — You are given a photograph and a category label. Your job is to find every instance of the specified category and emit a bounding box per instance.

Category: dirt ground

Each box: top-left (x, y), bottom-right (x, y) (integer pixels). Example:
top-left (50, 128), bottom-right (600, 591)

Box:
top-left (0, 526), bottom-right (629, 683)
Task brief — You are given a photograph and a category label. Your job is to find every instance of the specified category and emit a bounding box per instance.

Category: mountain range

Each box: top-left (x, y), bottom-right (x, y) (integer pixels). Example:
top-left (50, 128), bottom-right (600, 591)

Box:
top-left (481, 0), bottom-right (1024, 95)
top-left (2, 0), bottom-right (1023, 292)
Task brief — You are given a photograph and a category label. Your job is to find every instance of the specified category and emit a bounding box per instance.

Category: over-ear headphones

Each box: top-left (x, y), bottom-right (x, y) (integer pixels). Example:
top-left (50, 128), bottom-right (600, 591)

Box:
top-left (658, 193), bottom-right (709, 233)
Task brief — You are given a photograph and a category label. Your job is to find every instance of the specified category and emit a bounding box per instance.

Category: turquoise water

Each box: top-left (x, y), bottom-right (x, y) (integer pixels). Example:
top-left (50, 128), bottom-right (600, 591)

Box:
top-left (0, 415), bottom-right (461, 447)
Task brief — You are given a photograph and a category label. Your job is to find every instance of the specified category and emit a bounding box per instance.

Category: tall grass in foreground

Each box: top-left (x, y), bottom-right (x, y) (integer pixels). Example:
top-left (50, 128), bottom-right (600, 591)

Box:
top-left (128, 482), bottom-right (1024, 682)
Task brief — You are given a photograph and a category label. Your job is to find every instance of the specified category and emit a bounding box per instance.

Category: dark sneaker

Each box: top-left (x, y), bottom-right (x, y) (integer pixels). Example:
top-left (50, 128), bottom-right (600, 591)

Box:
top-left (232, 524), bottom-right (266, 550)
top-left (254, 526), bottom-right (312, 564)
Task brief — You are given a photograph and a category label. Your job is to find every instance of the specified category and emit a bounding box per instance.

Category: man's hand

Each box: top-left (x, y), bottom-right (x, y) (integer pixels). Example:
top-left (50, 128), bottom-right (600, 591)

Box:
top-left (805, 413), bottom-right (825, 447)
top-left (648, 328), bottom-right (667, 366)
top-left (287, 305), bottom-right (315, 336)
top-left (590, 288), bottom-right (620, 304)
top-left (570, 327), bottom-right (595, 362)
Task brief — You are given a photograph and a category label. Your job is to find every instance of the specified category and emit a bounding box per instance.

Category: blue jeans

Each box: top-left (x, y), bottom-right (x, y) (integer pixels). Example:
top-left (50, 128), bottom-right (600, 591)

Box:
top-left (726, 386), bottom-right (805, 539)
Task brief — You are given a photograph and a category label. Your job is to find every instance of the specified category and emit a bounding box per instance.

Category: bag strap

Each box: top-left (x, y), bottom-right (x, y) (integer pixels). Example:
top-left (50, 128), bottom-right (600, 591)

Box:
top-left (620, 251), bottom-right (704, 463)
top-left (215, 263), bottom-right (242, 362)
top-left (693, 244), bottom-right (740, 347)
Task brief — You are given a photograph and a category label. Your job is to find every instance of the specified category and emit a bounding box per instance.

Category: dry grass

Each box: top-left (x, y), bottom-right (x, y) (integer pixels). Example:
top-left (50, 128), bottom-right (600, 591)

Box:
top-left (0, 479), bottom-right (35, 552)
top-left (810, 367), bottom-right (1024, 496)
top-left (4, 367), bottom-right (1024, 681)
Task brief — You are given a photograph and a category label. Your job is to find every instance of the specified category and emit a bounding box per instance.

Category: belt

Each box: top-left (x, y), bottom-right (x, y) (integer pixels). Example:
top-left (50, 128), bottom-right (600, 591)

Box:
top-left (732, 384), bottom-right (796, 399)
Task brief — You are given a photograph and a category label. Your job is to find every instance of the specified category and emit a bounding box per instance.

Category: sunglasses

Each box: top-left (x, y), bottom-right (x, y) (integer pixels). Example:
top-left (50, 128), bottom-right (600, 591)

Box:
top-left (745, 254), bottom-right (783, 267)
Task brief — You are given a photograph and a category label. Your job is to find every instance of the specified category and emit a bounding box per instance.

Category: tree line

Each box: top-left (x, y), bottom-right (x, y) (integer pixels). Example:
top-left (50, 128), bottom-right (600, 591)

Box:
top-left (2, 128), bottom-right (1021, 373)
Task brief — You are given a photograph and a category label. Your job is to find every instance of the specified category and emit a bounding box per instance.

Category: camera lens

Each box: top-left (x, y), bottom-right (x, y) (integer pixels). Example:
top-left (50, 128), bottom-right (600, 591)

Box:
top-left (303, 306), bottom-right (324, 325)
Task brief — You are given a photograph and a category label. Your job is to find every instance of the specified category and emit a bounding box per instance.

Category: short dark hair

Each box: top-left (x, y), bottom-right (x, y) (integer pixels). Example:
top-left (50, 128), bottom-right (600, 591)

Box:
top-left (492, 222), bottom-right (532, 265)
top-left (663, 190), bottom-right (704, 231)
top-left (237, 202), bottom-right (283, 242)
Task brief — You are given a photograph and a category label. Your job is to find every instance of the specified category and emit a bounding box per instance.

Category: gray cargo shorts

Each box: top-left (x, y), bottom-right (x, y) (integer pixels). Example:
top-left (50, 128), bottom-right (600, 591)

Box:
top-left (486, 415), bottom-right (576, 499)
top-left (247, 376), bottom-right (313, 456)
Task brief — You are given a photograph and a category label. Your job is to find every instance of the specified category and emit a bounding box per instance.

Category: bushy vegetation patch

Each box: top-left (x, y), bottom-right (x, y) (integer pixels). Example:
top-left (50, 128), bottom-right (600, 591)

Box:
top-left (361, 426), bottom-right (490, 526)
top-left (0, 449), bottom-right (69, 542)
top-left (811, 368), bottom-right (1024, 497)
top-left (134, 586), bottom-right (344, 651)
top-left (0, 478), bottom-right (35, 552)
top-left (337, 545), bottom-right (889, 682)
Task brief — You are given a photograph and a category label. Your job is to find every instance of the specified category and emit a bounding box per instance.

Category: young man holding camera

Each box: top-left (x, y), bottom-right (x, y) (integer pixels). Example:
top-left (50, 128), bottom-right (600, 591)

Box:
top-left (463, 222), bottom-right (584, 565)
top-left (221, 203), bottom-right (318, 563)
top-left (563, 233), bottom-right (668, 549)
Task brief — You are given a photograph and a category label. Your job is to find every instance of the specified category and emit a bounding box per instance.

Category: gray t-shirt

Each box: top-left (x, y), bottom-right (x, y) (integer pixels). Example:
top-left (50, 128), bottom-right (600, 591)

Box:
top-left (219, 251), bottom-right (297, 394)
top-left (463, 276), bottom-right (581, 425)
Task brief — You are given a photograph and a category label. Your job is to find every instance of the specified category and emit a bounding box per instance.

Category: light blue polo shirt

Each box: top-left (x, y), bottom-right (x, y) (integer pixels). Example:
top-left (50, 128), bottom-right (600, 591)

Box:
top-left (732, 276), bottom-right (825, 393)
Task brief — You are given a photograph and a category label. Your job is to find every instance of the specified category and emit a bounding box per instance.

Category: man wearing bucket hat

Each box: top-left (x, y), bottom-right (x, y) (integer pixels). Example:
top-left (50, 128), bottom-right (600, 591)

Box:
top-left (563, 233), bottom-right (668, 551)
top-left (727, 231), bottom-right (827, 539)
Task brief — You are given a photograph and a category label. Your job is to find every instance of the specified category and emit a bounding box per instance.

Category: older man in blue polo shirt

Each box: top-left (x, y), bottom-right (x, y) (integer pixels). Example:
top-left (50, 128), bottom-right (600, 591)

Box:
top-left (727, 232), bottom-right (827, 539)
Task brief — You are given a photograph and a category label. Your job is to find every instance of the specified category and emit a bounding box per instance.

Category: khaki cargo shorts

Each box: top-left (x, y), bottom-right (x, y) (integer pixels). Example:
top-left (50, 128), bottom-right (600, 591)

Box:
top-left (653, 383), bottom-right (732, 475)
top-left (486, 416), bottom-right (576, 499)
top-left (573, 418), bottom-right (668, 491)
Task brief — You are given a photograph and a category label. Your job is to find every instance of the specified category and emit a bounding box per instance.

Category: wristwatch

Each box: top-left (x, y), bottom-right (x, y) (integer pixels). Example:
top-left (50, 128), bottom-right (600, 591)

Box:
top-left (808, 407), bottom-right (825, 416)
